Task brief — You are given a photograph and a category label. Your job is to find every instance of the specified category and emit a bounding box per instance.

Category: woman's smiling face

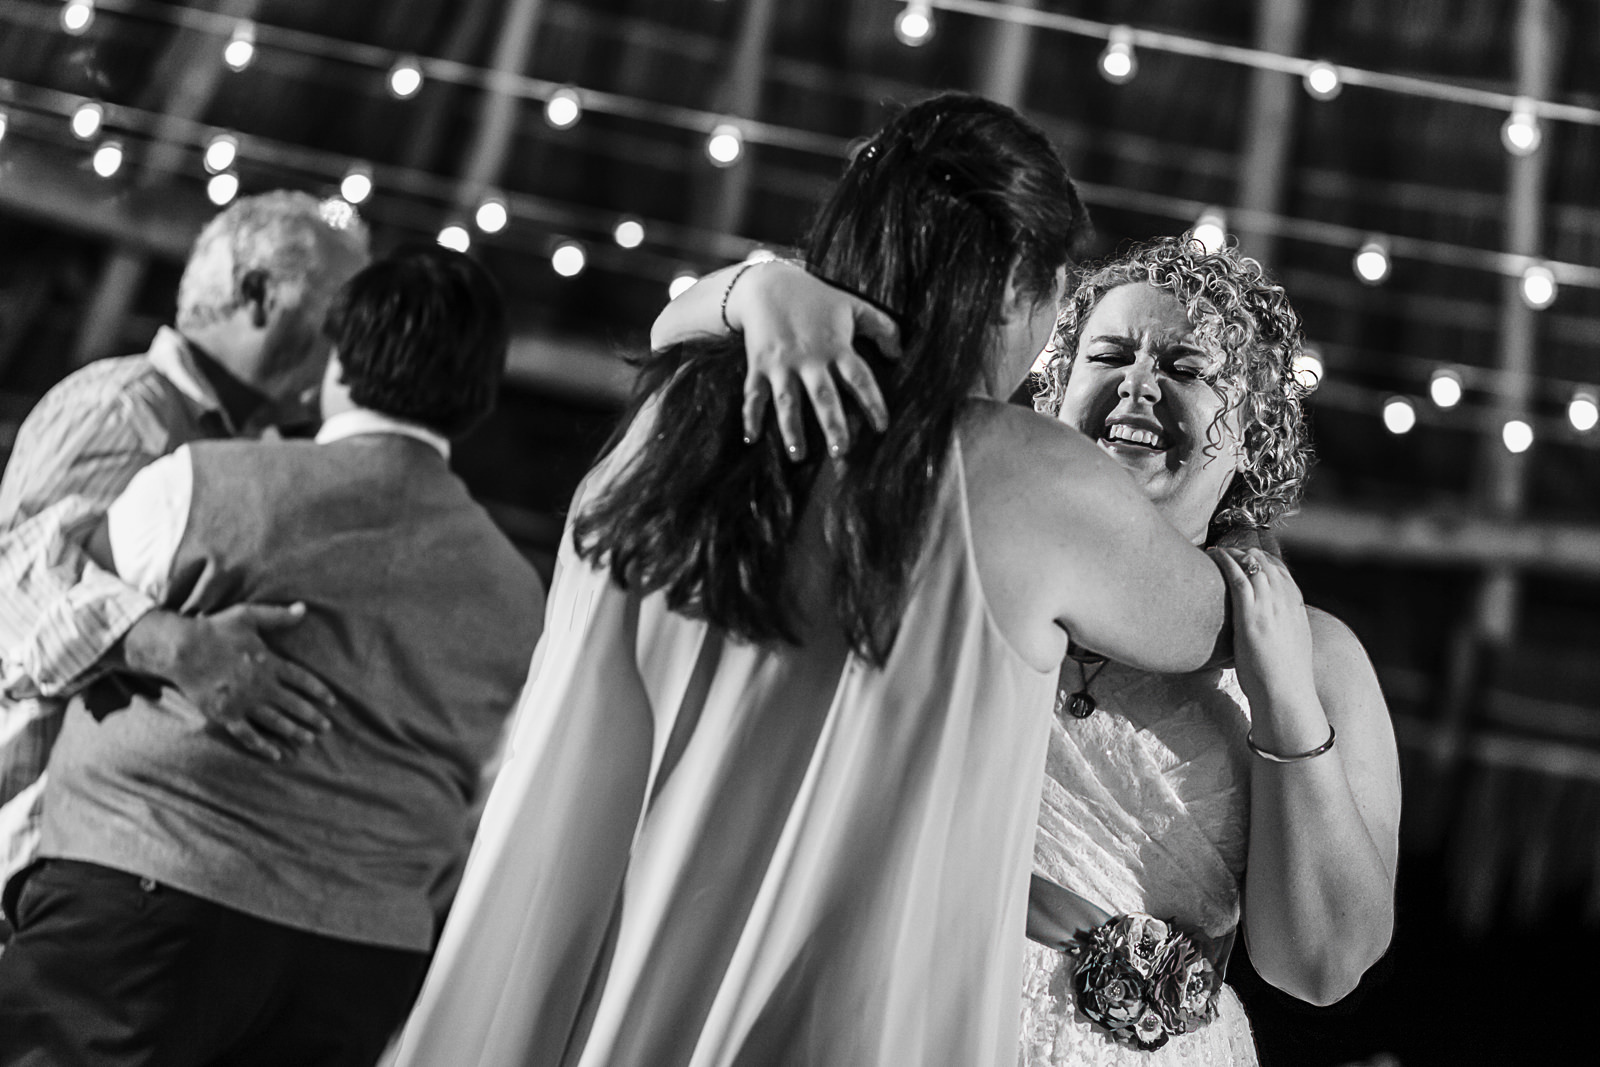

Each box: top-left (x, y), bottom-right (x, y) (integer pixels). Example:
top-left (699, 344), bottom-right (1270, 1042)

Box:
top-left (1056, 281), bottom-right (1245, 544)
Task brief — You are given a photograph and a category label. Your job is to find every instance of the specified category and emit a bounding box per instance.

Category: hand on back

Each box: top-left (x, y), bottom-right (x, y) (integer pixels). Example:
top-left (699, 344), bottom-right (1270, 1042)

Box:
top-left (122, 604), bottom-right (337, 762)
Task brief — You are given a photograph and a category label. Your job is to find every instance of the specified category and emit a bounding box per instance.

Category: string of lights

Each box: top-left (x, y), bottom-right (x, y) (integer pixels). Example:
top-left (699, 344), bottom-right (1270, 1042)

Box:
top-left (16, 0), bottom-right (1598, 303)
top-left (905, 0), bottom-right (1600, 130)
top-left (5, 1), bottom-right (1597, 453)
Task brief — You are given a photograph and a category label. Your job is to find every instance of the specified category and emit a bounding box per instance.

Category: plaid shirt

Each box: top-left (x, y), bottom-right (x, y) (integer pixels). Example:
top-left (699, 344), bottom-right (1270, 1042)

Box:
top-left (0, 328), bottom-right (235, 893)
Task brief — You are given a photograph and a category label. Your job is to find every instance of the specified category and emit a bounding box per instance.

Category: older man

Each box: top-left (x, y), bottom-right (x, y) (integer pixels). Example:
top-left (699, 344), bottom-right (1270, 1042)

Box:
top-left (0, 191), bottom-right (369, 924)
top-left (0, 246), bottom-right (545, 1067)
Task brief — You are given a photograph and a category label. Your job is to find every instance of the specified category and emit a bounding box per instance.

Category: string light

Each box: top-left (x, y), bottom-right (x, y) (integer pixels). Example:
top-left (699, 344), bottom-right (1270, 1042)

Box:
top-left (1304, 61), bottom-right (1342, 100)
top-left (1382, 396), bottom-right (1417, 435)
top-left (223, 22), bottom-right (256, 72)
top-left (387, 57), bottom-right (423, 99)
top-left (206, 171), bottom-right (239, 206)
top-left (1569, 391), bottom-right (1599, 433)
top-left (545, 87), bottom-right (581, 129)
top-left (203, 133), bottom-right (237, 174)
top-left (1098, 26), bottom-right (1137, 84)
top-left (668, 271), bottom-right (698, 300)
top-left (70, 101), bottom-right (104, 140)
top-left (1520, 263), bottom-right (1556, 309)
top-left (707, 123), bottom-right (744, 167)
top-left (339, 166), bottom-right (373, 204)
top-left (1502, 419), bottom-right (1533, 453)
top-left (894, 2), bottom-right (935, 47)
top-left (1191, 208), bottom-right (1227, 254)
top-left (1501, 100), bottom-right (1541, 156)
top-left (1353, 237), bottom-right (1391, 285)
top-left (1428, 368), bottom-right (1463, 408)
top-left (91, 139), bottom-right (123, 178)
top-left (474, 197), bottom-right (508, 234)
top-left (437, 224), bottom-right (470, 252)
top-left (613, 216), bottom-right (645, 248)
top-left (551, 240), bottom-right (586, 277)
top-left (60, 1), bottom-right (94, 36)
top-left (1291, 347), bottom-right (1324, 392)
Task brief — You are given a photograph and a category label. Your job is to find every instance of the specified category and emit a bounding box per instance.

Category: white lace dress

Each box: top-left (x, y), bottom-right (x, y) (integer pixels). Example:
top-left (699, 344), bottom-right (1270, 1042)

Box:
top-left (1019, 663), bottom-right (1260, 1066)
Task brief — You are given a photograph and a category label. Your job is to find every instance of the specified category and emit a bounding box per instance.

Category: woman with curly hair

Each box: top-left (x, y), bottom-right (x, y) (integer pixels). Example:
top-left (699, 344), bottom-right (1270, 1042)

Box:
top-left (657, 234), bottom-right (1400, 1063)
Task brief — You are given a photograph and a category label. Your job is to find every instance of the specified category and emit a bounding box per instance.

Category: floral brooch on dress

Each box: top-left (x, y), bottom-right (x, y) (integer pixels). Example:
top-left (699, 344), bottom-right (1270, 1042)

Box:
top-left (1069, 912), bottom-right (1224, 1052)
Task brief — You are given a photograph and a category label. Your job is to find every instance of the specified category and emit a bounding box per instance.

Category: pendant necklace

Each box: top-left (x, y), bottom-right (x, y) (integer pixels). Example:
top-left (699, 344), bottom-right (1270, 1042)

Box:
top-left (1062, 656), bottom-right (1108, 720)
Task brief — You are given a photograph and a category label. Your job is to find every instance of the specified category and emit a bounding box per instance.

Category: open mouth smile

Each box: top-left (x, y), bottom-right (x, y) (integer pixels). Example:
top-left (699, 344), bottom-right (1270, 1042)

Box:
top-left (1099, 420), bottom-right (1170, 453)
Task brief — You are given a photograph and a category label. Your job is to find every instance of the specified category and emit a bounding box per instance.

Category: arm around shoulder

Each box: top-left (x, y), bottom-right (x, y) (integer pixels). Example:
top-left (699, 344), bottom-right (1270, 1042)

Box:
top-left (960, 403), bottom-right (1228, 674)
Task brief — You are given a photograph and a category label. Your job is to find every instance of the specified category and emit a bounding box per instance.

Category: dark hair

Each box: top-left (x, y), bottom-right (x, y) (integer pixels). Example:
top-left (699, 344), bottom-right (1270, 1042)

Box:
top-left (574, 93), bottom-right (1088, 664)
top-left (322, 245), bottom-right (509, 438)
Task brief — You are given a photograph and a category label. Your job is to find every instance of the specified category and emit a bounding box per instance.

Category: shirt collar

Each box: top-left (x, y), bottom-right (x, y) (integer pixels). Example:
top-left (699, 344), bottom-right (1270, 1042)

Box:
top-left (147, 326), bottom-right (240, 435)
top-left (315, 408), bottom-right (452, 459)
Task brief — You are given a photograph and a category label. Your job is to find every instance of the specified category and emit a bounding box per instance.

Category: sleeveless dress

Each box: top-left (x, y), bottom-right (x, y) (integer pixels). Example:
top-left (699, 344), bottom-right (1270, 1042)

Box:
top-left (1019, 662), bottom-right (1261, 1066)
top-left (389, 405), bottom-right (1058, 1067)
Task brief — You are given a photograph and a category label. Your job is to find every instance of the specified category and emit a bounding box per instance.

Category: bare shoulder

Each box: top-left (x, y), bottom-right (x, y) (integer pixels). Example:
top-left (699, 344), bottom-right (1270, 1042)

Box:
top-left (1305, 606), bottom-right (1380, 694)
top-left (957, 399), bottom-right (1122, 506)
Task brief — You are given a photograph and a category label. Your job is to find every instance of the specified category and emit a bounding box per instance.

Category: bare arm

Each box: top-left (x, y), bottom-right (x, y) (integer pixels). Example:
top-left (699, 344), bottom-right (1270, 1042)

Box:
top-left (650, 259), bottom-right (900, 459)
top-left (963, 403), bottom-right (1229, 675)
top-left (1219, 548), bottom-right (1400, 1005)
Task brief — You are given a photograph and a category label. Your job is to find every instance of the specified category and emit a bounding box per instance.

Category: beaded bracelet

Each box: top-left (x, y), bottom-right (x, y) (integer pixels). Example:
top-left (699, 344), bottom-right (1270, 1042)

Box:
top-left (1246, 723), bottom-right (1336, 763)
top-left (719, 260), bottom-right (765, 334)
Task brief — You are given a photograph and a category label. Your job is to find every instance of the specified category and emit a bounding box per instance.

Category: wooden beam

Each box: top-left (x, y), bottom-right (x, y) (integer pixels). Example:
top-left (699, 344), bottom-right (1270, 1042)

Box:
top-left (1280, 501), bottom-right (1600, 575)
top-left (1232, 0), bottom-right (1307, 267)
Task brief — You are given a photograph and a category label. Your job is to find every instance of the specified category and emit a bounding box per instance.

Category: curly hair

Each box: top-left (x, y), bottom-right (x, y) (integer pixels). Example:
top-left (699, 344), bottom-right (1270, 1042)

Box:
top-left (1033, 233), bottom-right (1313, 538)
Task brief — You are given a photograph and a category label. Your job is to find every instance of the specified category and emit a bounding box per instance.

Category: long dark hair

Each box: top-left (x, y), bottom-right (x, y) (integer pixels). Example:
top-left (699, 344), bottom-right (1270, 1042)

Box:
top-left (573, 93), bottom-right (1088, 664)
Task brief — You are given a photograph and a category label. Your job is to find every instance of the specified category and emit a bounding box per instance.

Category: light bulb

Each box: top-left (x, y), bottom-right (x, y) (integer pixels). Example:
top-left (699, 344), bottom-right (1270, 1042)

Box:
top-left (223, 23), bottom-right (256, 71)
top-left (1382, 396), bottom-right (1416, 435)
top-left (71, 101), bottom-right (104, 140)
top-left (1502, 419), bottom-right (1533, 453)
top-left (707, 123), bottom-right (743, 167)
top-left (339, 167), bottom-right (373, 205)
top-left (1304, 61), bottom-right (1342, 100)
top-left (1428, 368), bottom-right (1463, 409)
top-left (893, 3), bottom-right (934, 47)
top-left (203, 133), bottom-right (237, 174)
top-left (668, 271), bottom-right (697, 300)
top-left (1191, 209), bottom-right (1227, 254)
top-left (545, 88), bottom-right (581, 129)
top-left (207, 171), bottom-right (240, 206)
top-left (1291, 348), bottom-right (1323, 392)
top-left (61, 1), bottom-right (94, 36)
top-left (474, 198), bottom-right (508, 234)
top-left (1568, 391), bottom-right (1599, 432)
top-left (551, 240), bottom-right (586, 277)
top-left (1353, 238), bottom-right (1391, 285)
top-left (1099, 28), bottom-right (1137, 84)
top-left (388, 58), bottom-right (424, 99)
top-left (1501, 102), bottom-right (1540, 156)
top-left (613, 217), bottom-right (645, 248)
top-left (437, 225), bottom-right (470, 252)
top-left (91, 140), bottom-right (123, 178)
top-left (1520, 263), bottom-right (1556, 309)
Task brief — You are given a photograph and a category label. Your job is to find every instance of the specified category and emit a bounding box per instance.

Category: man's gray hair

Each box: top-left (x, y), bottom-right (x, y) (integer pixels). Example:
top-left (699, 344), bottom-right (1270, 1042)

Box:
top-left (176, 190), bottom-right (371, 331)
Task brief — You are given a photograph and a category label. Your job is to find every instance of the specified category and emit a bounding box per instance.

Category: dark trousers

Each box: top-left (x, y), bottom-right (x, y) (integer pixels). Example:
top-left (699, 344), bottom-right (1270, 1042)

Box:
top-left (0, 860), bottom-right (429, 1067)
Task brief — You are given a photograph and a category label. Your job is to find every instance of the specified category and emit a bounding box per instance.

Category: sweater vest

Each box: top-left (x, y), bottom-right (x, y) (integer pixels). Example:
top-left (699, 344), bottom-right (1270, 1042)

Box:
top-left (41, 435), bottom-right (544, 950)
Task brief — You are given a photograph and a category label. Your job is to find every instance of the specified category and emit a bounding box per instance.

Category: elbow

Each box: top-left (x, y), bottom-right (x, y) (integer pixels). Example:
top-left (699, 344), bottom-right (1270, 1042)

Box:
top-left (1256, 918), bottom-right (1393, 1008)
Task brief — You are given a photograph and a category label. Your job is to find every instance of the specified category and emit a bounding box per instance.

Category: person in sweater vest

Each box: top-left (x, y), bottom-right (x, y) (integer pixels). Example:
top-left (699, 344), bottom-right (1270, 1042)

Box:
top-left (0, 246), bottom-right (546, 1067)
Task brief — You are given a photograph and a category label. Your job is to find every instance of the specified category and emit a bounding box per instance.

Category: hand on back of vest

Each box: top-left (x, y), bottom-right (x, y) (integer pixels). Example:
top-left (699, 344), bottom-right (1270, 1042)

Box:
top-left (119, 604), bottom-right (337, 762)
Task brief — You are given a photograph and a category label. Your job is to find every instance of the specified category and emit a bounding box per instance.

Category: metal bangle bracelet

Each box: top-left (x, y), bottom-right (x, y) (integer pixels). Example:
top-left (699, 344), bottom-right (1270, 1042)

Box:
top-left (1246, 723), bottom-right (1336, 763)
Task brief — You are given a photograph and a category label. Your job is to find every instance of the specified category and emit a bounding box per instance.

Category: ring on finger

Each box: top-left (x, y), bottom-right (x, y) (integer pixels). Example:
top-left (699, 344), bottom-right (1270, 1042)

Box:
top-left (1242, 556), bottom-right (1262, 577)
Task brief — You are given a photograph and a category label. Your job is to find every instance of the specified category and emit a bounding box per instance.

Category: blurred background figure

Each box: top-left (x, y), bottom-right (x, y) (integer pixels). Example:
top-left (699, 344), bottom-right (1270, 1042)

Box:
top-left (1, 2), bottom-right (1596, 1065)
